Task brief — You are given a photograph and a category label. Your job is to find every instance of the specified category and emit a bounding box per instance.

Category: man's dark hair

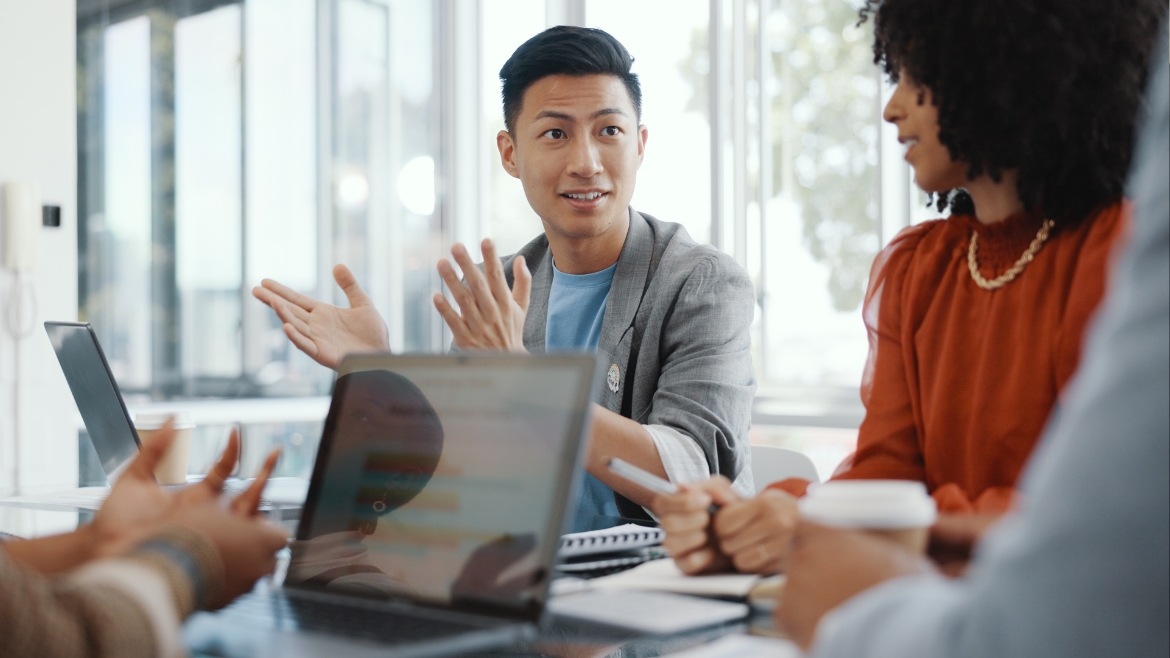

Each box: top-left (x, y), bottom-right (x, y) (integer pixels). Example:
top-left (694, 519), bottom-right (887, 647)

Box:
top-left (861, 0), bottom-right (1167, 225)
top-left (499, 26), bottom-right (641, 133)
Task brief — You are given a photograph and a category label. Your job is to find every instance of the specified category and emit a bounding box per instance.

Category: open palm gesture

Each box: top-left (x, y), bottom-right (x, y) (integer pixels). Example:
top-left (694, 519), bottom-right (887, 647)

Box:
top-left (434, 238), bottom-right (532, 352)
top-left (253, 264), bottom-right (389, 369)
top-left (95, 421), bottom-right (279, 559)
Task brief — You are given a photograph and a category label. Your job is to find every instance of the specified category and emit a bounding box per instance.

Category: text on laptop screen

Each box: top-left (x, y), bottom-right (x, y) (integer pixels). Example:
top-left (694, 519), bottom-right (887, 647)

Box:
top-left (289, 356), bottom-right (591, 611)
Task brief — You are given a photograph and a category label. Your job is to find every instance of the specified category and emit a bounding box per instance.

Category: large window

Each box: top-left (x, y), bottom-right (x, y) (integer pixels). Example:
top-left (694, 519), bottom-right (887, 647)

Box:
top-left (481, 0), bottom-right (546, 255)
top-left (78, 0), bottom-right (440, 477)
top-left (79, 0), bottom-right (442, 397)
top-left (79, 0), bottom-right (917, 480)
top-left (762, 0), bottom-right (878, 387)
top-left (587, 0), bottom-right (713, 245)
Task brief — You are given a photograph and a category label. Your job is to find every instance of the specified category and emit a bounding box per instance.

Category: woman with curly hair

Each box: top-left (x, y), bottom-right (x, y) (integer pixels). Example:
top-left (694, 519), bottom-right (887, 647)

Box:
top-left (650, 0), bottom-right (1167, 576)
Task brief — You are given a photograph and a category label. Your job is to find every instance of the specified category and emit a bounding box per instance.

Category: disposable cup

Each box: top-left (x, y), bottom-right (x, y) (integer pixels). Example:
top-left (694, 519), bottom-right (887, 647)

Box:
top-left (135, 412), bottom-right (196, 485)
top-left (798, 480), bottom-right (937, 554)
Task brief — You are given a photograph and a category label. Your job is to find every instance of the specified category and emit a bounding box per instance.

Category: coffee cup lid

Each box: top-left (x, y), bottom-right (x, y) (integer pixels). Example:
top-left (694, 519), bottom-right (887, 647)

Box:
top-left (134, 412), bottom-right (196, 431)
top-left (799, 480), bottom-right (937, 529)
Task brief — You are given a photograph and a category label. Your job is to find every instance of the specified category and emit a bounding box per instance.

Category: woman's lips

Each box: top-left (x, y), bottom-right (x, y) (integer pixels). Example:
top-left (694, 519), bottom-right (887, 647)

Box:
top-left (902, 137), bottom-right (919, 162)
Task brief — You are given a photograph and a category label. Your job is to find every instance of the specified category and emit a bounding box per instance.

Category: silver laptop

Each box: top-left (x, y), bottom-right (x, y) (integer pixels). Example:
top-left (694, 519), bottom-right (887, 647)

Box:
top-left (42, 321), bottom-right (311, 510)
top-left (185, 353), bottom-right (597, 657)
top-left (45, 321), bottom-right (143, 479)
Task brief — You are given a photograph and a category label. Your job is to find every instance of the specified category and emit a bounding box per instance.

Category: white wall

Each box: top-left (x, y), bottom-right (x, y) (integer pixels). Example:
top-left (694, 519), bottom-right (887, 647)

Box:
top-left (0, 0), bottom-right (80, 496)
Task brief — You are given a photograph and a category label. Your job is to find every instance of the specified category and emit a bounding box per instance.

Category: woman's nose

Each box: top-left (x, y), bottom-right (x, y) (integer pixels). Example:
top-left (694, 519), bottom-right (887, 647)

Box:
top-left (882, 93), bottom-right (902, 124)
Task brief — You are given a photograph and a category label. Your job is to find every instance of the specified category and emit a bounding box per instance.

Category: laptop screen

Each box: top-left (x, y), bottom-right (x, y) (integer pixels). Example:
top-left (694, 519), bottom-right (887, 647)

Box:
top-left (45, 322), bottom-right (139, 478)
top-left (290, 354), bottom-right (594, 618)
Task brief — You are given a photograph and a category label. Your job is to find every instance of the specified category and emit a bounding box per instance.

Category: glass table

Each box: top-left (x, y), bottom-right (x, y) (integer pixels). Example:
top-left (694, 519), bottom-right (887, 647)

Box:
top-left (0, 506), bottom-right (790, 657)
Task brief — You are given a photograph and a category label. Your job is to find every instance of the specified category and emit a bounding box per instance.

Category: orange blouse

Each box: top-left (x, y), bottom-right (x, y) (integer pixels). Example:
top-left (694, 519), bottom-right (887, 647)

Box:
top-left (773, 204), bottom-right (1127, 513)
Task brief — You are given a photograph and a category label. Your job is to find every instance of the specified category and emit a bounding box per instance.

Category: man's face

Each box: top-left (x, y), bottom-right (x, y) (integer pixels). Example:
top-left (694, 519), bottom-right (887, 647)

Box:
top-left (498, 74), bottom-right (647, 241)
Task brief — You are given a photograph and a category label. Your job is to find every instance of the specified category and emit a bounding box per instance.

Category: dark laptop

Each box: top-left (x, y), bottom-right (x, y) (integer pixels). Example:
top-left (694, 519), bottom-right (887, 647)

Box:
top-left (185, 353), bottom-right (597, 657)
top-left (44, 321), bottom-right (310, 508)
top-left (44, 321), bottom-right (142, 479)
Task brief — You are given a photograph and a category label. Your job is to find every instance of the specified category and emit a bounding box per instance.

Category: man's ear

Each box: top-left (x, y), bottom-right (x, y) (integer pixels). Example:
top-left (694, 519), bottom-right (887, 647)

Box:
top-left (497, 130), bottom-right (521, 179)
top-left (637, 124), bottom-right (648, 167)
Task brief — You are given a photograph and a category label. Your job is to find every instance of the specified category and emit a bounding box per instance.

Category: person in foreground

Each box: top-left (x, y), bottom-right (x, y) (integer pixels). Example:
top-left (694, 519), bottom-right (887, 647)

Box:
top-left (254, 27), bottom-right (756, 525)
top-left (0, 421), bottom-right (288, 658)
top-left (775, 31), bottom-right (1170, 656)
top-left (652, 0), bottom-right (1166, 575)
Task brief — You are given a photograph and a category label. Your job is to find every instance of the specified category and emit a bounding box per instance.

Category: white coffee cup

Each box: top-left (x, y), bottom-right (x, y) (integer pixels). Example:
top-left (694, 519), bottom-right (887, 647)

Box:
top-left (135, 412), bottom-right (196, 485)
top-left (798, 480), bottom-right (938, 553)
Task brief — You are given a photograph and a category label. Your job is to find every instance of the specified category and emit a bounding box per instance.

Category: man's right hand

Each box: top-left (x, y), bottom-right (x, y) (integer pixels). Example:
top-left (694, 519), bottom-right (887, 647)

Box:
top-left (252, 264), bottom-right (389, 369)
top-left (652, 477), bottom-right (738, 575)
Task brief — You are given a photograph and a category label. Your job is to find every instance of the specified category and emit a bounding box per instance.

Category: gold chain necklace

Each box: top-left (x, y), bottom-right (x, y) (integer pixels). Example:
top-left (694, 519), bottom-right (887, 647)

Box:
top-left (967, 219), bottom-right (1055, 290)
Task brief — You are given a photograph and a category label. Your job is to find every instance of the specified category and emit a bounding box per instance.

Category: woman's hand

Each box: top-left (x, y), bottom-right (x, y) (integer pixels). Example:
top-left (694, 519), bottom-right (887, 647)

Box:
top-left (93, 420), bottom-right (280, 559)
top-left (653, 479), bottom-right (801, 576)
top-left (928, 512), bottom-right (1003, 576)
top-left (252, 264), bottom-right (389, 369)
top-left (776, 522), bottom-right (934, 649)
top-left (711, 488), bottom-right (800, 574)
top-left (433, 239), bottom-right (531, 353)
top-left (651, 476), bottom-right (739, 575)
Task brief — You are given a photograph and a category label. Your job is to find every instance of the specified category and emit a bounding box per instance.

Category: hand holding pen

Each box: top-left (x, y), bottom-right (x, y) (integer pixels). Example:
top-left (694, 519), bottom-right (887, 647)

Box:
top-left (609, 459), bottom-right (735, 574)
top-left (610, 458), bottom-right (797, 576)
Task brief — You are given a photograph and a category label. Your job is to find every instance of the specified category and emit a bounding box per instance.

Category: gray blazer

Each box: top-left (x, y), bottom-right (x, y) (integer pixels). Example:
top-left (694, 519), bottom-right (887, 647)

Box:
top-left (502, 208), bottom-right (757, 518)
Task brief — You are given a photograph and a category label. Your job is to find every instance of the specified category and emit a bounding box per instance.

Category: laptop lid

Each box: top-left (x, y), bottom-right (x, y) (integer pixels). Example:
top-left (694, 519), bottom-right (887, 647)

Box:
top-left (45, 321), bottom-right (140, 478)
top-left (290, 353), bottom-right (596, 623)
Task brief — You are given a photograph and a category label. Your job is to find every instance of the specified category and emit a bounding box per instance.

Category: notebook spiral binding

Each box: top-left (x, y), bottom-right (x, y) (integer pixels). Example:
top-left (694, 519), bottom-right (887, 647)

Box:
top-left (558, 525), bottom-right (665, 559)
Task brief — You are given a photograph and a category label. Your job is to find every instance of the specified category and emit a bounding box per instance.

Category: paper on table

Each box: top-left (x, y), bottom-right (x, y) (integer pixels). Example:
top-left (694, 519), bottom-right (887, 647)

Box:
top-left (546, 590), bottom-right (749, 635)
top-left (661, 634), bottom-right (802, 657)
top-left (588, 556), bottom-right (761, 598)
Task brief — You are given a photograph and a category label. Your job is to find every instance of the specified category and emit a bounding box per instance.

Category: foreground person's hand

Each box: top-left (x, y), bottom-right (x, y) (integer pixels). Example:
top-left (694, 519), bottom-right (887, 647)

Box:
top-left (253, 264), bottom-right (389, 369)
top-left (434, 238), bottom-right (531, 352)
top-left (711, 488), bottom-right (799, 574)
top-left (94, 420), bottom-right (281, 559)
top-left (166, 503), bottom-right (290, 609)
top-left (652, 476), bottom-right (740, 575)
top-left (776, 522), bottom-right (933, 650)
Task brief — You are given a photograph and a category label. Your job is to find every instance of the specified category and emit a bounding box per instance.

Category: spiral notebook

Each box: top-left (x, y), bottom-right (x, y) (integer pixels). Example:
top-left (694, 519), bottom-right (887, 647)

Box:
top-left (558, 523), bottom-right (665, 558)
top-left (556, 524), bottom-right (667, 575)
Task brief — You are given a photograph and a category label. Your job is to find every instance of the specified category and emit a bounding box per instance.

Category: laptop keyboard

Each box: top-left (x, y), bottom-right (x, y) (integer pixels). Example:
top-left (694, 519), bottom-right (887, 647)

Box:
top-left (222, 591), bottom-right (489, 644)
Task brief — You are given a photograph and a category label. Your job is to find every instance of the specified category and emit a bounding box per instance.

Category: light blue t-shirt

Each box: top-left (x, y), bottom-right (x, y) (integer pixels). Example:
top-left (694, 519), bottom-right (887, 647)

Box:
top-left (545, 261), bottom-right (619, 531)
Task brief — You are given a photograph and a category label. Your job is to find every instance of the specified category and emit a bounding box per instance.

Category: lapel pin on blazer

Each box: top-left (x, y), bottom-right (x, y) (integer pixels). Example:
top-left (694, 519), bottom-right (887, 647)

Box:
top-left (607, 364), bottom-right (620, 393)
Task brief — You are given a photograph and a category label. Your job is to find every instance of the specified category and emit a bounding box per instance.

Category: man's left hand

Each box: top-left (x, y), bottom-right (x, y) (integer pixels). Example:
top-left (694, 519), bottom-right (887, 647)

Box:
top-left (433, 238), bottom-right (531, 352)
top-left (776, 522), bottom-right (933, 650)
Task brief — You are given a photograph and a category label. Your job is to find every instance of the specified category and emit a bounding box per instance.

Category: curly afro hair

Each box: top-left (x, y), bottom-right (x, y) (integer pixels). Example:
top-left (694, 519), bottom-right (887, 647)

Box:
top-left (861, 0), bottom-right (1166, 225)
